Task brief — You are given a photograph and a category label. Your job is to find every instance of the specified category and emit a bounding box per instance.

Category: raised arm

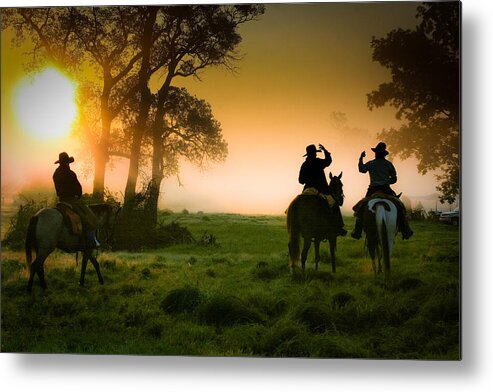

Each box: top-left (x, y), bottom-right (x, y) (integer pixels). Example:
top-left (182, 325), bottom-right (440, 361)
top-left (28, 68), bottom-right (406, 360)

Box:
top-left (358, 151), bottom-right (367, 173)
top-left (318, 144), bottom-right (332, 168)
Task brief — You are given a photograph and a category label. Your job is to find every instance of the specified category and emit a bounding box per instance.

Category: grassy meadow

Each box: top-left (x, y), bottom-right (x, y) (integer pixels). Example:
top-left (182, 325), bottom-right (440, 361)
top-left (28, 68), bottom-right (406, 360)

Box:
top-left (1, 211), bottom-right (460, 359)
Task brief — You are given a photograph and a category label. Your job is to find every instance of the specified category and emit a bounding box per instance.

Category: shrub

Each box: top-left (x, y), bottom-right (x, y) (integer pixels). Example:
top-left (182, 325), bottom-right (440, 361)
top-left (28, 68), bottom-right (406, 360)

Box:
top-left (155, 221), bottom-right (194, 246)
top-left (3, 198), bottom-right (50, 250)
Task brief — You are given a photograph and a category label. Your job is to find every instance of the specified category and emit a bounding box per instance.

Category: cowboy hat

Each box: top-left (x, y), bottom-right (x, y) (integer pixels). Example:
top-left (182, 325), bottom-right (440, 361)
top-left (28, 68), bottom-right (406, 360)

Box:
top-left (371, 142), bottom-right (389, 156)
top-left (303, 144), bottom-right (321, 157)
top-left (55, 152), bottom-right (75, 164)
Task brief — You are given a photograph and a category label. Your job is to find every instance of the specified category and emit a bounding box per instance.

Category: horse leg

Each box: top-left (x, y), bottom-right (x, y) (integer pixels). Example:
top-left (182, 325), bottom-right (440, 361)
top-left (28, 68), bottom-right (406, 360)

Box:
top-left (79, 252), bottom-right (89, 286)
top-left (27, 251), bottom-right (50, 291)
top-left (301, 237), bottom-right (311, 277)
top-left (27, 257), bottom-right (37, 292)
top-left (89, 254), bottom-right (104, 285)
top-left (329, 236), bottom-right (336, 273)
top-left (314, 240), bottom-right (320, 272)
top-left (368, 244), bottom-right (377, 277)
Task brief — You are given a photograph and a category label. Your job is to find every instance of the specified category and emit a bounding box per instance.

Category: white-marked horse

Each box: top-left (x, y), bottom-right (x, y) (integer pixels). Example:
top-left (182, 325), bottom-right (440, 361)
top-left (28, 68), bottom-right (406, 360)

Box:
top-left (25, 203), bottom-right (120, 292)
top-left (364, 198), bottom-right (398, 283)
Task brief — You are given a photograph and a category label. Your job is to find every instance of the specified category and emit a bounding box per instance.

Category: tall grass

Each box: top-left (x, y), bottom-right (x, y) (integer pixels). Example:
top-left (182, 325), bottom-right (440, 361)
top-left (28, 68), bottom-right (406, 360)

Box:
top-left (1, 212), bottom-right (460, 358)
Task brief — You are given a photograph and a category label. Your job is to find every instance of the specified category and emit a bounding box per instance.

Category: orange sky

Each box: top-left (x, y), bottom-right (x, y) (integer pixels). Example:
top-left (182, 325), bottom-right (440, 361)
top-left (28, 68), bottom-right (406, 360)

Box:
top-left (1, 2), bottom-right (447, 214)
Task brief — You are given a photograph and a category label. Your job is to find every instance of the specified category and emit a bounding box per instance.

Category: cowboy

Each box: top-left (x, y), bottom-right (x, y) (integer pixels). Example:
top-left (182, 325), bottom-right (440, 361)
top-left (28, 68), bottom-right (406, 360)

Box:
top-left (53, 152), bottom-right (100, 248)
top-left (351, 142), bottom-right (413, 240)
top-left (298, 144), bottom-right (347, 236)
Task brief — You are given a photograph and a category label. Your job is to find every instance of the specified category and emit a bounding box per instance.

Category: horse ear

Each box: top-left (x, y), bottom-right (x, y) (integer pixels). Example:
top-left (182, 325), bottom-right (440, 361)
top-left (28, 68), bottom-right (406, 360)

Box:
top-left (338, 172), bottom-right (343, 179)
top-left (329, 172), bottom-right (333, 179)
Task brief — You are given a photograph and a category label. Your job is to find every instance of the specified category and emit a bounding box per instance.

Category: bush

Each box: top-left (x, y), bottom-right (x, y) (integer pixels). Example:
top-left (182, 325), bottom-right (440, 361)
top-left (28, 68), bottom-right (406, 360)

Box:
top-left (155, 221), bottom-right (194, 246)
top-left (3, 198), bottom-right (50, 250)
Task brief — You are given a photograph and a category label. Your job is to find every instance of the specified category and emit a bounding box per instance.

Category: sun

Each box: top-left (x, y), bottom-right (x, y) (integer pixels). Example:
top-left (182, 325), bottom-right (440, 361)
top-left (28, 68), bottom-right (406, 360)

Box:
top-left (12, 67), bottom-right (78, 140)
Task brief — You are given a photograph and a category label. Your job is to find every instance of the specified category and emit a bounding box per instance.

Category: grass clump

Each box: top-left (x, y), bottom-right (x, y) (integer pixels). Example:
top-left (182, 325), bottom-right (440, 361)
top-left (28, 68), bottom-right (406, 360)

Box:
top-left (198, 295), bottom-right (264, 327)
top-left (295, 303), bottom-right (333, 333)
top-left (160, 286), bottom-right (202, 315)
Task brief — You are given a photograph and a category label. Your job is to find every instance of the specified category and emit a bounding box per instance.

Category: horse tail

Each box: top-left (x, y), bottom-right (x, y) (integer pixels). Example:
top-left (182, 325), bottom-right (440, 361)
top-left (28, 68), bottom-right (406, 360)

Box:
top-left (287, 199), bottom-right (301, 268)
top-left (371, 200), bottom-right (397, 283)
top-left (25, 215), bottom-right (38, 272)
top-left (381, 218), bottom-right (391, 282)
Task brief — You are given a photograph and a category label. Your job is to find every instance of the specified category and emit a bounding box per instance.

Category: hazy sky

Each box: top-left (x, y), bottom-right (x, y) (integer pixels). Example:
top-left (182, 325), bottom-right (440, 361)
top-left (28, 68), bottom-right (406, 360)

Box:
top-left (1, 2), bottom-right (444, 214)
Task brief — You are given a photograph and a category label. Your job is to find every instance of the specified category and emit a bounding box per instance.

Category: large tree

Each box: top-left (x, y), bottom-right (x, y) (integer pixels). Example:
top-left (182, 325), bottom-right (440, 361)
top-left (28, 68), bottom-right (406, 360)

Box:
top-left (367, 2), bottom-right (460, 203)
top-left (121, 5), bottom-right (264, 205)
top-left (2, 6), bottom-right (153, 199)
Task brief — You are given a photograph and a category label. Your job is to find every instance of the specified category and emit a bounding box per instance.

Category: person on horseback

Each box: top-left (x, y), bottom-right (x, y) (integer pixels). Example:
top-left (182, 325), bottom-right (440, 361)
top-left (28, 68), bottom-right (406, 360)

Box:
top-left (351, 142), bottom-right (413, 240)
top-left (298, 144), bottom-right (347, 236)
top-left (53, 152), bottom-right (100, 248)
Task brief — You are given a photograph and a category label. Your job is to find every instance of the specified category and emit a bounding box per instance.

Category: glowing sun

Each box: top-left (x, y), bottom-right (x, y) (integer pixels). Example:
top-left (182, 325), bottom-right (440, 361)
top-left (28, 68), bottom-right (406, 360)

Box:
top-left (13, 68), bottom-right (78, 140)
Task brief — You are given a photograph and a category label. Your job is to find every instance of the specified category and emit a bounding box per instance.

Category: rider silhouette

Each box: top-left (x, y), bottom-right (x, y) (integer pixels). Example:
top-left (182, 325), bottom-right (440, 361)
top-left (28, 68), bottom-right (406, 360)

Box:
top-left (53, 152), bottom-right (100, 248)
top-left (299, 144), bottom-right (347, 236)
top-left (351, 142), bottom-right (413, 240)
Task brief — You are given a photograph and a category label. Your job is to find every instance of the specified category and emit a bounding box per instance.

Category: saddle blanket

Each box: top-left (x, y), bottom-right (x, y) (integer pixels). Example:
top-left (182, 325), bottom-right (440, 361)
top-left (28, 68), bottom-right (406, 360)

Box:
top-left (301, 187), bottom-right (336, 207)
top-left (57, 203), bottom-right (83, 235)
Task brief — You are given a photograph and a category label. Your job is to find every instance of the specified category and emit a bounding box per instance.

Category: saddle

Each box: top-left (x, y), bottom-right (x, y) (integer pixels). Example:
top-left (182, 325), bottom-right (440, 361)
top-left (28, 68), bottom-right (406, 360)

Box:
top-left (56, 202), bottom-right (83, 235)
top-left (301, 187), bottom-right (337, 207)
top-left (353, 192), bottom-right (403, 216)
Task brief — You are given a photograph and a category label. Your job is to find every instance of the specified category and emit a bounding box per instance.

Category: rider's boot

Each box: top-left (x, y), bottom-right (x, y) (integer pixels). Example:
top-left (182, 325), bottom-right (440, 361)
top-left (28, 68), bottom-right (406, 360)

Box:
top-left (400, 219), bottom-right (414, 240)
top-left (351, 217), bottom-right (363, 239)
top-left (85, 230), bottom-right (100, 248)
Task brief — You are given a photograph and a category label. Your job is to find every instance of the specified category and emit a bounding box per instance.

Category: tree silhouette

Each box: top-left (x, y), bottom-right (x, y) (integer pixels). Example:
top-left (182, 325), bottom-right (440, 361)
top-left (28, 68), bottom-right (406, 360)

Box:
top-left (2, 6), bottom-right (147, 199)
top-left (144, 86), bottom-right (227, 226)
top-left (3, 5), bottom-right (263, 213)
top-left (367, 2), bottom-right (460, 203)
top-left (121, 5), bottom-right (265, 204)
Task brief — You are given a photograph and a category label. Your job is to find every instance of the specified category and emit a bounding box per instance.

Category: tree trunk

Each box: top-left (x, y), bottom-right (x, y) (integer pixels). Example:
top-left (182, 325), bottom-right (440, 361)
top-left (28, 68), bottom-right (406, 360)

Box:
top-left (146, 70), bottom-right (175, 224)
top-left (123, 7), bottom-right (159, 204)
top-left (92, 82), bottom-right (112, 201)
top-left (147, 118), bottom-right (165, 228)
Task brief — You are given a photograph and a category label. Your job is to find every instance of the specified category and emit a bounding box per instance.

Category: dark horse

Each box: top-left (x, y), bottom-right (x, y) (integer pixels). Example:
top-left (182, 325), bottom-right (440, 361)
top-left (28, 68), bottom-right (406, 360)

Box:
top-left (286, 172), bottom-right (344, 275)
top-left (26, 203), bottom-right (120, 292)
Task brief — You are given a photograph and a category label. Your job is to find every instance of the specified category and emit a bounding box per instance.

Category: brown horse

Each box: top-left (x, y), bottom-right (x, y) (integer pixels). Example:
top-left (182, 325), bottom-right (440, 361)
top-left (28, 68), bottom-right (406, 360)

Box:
top-left (287, 172), bottom-right (344, 275)
top-left (25, 203), bottom-right (120, 292)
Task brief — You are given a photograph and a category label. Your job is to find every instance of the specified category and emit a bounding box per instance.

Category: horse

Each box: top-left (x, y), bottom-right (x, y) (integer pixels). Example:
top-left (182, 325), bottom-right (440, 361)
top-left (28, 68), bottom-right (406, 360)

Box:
top-left (363, 198), bottom-right (398, 283)
top-left (25, 203), bottom-right (120, 292)
top-left (287, 172), bottom-right (344, 275)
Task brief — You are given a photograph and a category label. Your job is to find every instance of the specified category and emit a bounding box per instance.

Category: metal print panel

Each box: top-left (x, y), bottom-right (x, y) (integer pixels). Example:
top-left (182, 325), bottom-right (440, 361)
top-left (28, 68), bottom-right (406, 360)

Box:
top-left (1, 1), bottom-right (460, 359)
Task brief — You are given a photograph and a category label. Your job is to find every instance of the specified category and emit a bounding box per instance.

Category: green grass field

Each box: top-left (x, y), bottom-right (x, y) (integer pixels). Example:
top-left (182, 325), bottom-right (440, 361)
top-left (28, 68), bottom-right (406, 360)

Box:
top-left (1, 211), bottom-right (460, 358)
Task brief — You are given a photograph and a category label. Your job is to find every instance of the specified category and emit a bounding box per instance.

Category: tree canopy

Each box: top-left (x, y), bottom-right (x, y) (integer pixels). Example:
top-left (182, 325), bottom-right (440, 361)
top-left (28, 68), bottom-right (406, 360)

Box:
top-left (367, 2), bottom-right (460, 203)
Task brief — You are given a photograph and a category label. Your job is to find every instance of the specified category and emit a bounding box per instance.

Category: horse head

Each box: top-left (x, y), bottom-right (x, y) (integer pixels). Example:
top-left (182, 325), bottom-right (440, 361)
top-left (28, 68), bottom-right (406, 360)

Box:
top-left (328, 172), bottom-right (344, 206)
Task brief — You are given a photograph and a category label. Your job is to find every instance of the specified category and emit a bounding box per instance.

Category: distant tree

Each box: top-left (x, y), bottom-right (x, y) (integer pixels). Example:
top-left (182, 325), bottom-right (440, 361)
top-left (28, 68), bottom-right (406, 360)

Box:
top-left (145, 87), bottom-right (227, 225)
top-left (367, 2), bottom-right (460, 203)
